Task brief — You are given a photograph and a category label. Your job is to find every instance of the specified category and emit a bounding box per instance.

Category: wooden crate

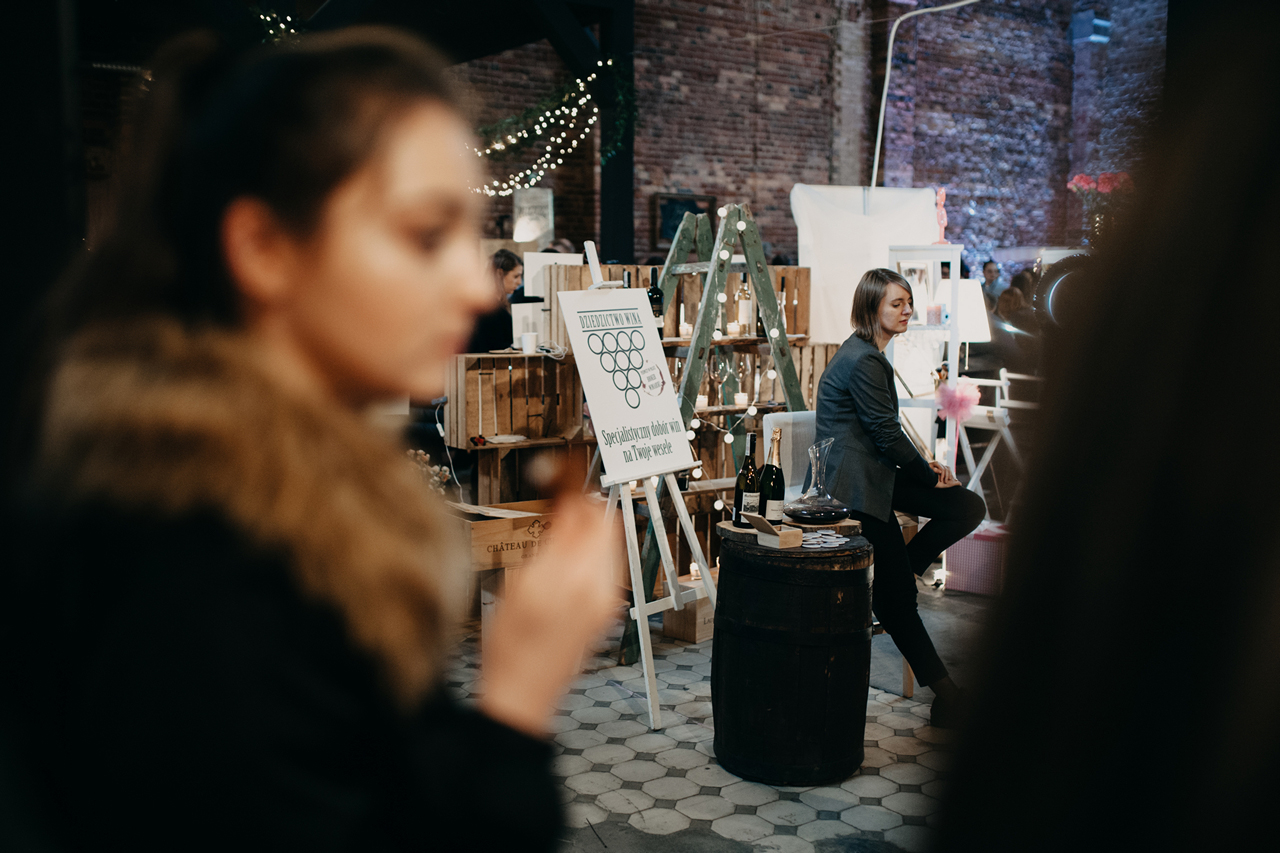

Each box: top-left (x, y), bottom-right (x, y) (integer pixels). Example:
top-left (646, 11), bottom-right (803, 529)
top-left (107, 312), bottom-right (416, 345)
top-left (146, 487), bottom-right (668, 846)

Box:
top-left (662, 568), bottom-right (720, 643)
top-left (450, 499), bottom-right (554, 646)
top-left (471, 440), bottom-right (596, 506)
top-left (449, 499), bottom-right (556, 573)
top-left (443, 354), bottom-right (584, 447)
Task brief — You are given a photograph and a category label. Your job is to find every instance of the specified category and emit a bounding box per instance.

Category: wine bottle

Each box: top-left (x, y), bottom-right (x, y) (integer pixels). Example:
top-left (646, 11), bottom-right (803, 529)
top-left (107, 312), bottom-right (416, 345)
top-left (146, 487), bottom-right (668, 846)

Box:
top-left (759, 427), bottom-right (786, 522)
top-left (623, 269), bottom-right (632, 288)
top-left (732, 432), bottom-right (760, 528)
top-left (736, 273), bottom-right (753, 329)
top-left (647, 267), bottom-right (664, 324)
top-left (778, 275), bottom-right (787, 333)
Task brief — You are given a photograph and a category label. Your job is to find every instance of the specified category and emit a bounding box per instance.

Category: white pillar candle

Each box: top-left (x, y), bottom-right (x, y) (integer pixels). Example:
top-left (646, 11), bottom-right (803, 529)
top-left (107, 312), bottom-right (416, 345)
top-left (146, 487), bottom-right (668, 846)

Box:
top-left (695, 394), bottom-right (709, 408)
top-left (734, 392), bottom-right (749, 406)
top-left (726, 321), bottom-right (742, 335)
top-left (679, 322), bottom-right (694, 337)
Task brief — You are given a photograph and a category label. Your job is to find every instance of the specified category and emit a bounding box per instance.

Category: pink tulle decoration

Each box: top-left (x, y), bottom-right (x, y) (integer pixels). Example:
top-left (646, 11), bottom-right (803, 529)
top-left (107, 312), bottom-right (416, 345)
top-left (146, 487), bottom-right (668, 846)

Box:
top-left (937, 381), bottom-right (980, 422)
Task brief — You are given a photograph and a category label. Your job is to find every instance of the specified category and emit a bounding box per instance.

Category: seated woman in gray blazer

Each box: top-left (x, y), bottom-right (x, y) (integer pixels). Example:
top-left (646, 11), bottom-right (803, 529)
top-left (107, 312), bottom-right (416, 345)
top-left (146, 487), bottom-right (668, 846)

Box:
top-left (815, 268), bottom-right (985, 727)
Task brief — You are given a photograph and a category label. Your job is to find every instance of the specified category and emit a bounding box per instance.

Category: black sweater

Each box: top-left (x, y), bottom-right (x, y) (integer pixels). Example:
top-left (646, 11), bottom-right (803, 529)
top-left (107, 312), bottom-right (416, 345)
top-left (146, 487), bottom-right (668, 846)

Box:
top-left (3, 502), bottom-right (561, 852)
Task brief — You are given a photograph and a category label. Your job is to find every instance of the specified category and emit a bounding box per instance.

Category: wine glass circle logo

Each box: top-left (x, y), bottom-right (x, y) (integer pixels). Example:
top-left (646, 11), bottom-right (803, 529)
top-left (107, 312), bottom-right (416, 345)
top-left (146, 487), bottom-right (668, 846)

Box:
top-left (586, 329), bottom-right (645, 409)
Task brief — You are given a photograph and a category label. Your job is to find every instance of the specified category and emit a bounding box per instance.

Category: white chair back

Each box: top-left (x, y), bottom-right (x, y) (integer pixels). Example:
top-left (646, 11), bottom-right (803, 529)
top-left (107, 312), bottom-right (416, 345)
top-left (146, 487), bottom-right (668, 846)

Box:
top-left (760, 411), bottom-right (816, 501)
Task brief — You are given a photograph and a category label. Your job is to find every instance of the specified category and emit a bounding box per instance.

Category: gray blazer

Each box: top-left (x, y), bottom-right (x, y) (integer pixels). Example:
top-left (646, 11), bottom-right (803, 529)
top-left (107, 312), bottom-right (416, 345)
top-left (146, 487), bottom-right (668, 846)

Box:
top-left (814, 333), bottom-right (935, 522)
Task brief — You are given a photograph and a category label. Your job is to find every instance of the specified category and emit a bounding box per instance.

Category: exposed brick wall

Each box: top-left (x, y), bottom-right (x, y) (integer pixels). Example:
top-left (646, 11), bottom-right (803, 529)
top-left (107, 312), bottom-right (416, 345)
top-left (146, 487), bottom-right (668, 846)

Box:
top-left (73, 3), bottom-right (1165, 268)
top-left (631, 0), bottom-right (840, 261)
top-left (1065, 1), bottom-right (1166, 241)
top-left (830, 2), bottom-right (875, 187)
top-left (1092, 0), bottom-right (1167, 172)
top-left (446, 1), bottom-right (1162, 266)
top-left (901, 1), bottom-right (1077, 262)
top-left (445, 40), bottom-right (600, 250)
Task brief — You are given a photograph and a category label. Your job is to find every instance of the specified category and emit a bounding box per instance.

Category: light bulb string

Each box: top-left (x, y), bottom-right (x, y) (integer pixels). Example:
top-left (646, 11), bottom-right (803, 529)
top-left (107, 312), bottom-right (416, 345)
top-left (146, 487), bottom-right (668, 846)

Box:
top-left (472, 73), bottom-right (602, 197)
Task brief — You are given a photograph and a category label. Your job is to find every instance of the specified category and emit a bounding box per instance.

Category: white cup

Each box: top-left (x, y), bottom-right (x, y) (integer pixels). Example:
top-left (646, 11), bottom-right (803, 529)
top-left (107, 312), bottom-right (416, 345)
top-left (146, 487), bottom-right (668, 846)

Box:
top-left (520, 332), bottom-right (538, 354)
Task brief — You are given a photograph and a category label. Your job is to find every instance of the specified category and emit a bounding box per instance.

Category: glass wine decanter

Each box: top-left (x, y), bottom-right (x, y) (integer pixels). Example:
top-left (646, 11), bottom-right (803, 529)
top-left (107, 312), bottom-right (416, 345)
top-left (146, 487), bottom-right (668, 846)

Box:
top-left (783, 437), bottom-right (850, 524)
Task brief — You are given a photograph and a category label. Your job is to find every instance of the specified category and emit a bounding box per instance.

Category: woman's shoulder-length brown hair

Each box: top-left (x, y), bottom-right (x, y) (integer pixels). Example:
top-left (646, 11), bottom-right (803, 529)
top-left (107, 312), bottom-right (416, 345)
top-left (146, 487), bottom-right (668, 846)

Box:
top-left (851, 268), bottom-right (913, 342)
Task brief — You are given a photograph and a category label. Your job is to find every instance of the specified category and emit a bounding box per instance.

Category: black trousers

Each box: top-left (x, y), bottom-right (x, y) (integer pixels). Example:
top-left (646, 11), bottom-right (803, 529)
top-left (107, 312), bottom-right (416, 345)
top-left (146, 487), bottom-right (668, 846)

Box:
top-left (850, 471), bottom-right (986, 688)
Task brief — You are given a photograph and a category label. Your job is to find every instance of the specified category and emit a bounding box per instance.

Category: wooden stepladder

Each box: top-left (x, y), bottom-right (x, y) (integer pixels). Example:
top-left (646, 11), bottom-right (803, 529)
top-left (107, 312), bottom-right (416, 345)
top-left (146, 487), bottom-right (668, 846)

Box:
top-left (606, 472), bottom-right (718, 730)
top-left (619, 204), bottom-right (807, 666)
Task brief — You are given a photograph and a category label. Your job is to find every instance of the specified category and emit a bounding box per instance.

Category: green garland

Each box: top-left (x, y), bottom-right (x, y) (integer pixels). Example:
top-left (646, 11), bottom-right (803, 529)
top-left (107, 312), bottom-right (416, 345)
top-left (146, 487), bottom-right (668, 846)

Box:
top-left (599, 57), bottom-right (635, 166)
top-left (247, 5), bottom-right (636, 176)
top-left (477, 58), bottom-right (636, 167)
top-left (474, 76), bottom-right (591, 160)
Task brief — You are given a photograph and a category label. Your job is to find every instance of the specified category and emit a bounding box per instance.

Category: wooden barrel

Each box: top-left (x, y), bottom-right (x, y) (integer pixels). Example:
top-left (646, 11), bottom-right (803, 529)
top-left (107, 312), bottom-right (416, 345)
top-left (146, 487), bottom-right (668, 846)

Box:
top-left (711, 535), bottom-right (874, 786)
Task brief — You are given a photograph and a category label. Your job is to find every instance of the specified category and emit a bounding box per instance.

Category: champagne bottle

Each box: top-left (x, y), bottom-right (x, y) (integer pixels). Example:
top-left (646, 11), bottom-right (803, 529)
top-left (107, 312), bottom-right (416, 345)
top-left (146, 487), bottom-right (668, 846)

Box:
top-left (759, 427), bottom-right (786, 522)
top-left (647, 267), bottom-right (664, 325)
top-left (732, 432), bottom-right (760, 528)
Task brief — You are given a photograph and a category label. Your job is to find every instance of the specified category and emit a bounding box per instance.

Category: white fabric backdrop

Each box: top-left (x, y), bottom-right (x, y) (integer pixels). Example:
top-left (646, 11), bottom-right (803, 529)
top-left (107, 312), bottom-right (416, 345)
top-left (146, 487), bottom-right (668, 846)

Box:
top-left (790, 184), bottom-right (939, 344)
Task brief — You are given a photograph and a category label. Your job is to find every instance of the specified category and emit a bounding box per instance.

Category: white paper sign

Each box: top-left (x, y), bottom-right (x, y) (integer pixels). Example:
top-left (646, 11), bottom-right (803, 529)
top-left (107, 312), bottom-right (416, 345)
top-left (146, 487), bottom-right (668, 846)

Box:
top-left (790, 184), bottom-right (938, 344)
top-left (522, 251), bottom-right (582, 298)
top-left (557, 289), bottom-right (695, 485)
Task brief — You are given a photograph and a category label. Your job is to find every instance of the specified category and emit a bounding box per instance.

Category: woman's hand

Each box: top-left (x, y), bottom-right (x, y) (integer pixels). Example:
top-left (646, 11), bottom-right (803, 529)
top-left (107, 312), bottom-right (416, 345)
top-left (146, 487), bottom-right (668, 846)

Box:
top-left (478, 488), bottom-right (622, 738)
top-left (930, 460), bottom-right (962, 489)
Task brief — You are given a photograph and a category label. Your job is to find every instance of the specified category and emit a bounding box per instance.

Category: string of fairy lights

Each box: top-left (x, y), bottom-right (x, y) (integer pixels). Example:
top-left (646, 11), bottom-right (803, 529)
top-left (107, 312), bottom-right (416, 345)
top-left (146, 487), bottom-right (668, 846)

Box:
top-left (253, 7), bottom-right (301, 40)
top-left (473, 61), bottom-right (613, 197)
top-left (247, 6), bottom-right (609, 199)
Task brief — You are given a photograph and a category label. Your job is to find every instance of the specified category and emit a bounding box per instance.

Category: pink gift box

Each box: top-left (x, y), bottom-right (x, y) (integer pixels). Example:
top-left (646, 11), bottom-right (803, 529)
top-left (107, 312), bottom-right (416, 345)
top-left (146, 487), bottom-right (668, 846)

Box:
top-left (944, 521), bottom-right (1009, 595)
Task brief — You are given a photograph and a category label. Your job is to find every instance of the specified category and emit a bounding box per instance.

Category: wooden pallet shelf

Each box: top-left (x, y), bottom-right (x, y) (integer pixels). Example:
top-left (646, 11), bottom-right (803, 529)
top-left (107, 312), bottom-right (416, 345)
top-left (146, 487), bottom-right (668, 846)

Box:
top-left (546, 263), bottom-right (810, 355)
top-left (443, 353), bottom-right (583, 449)
top-left (661, 333), bottom-right (807, 346)
top-left (692, 402), bottom-right (787, 417)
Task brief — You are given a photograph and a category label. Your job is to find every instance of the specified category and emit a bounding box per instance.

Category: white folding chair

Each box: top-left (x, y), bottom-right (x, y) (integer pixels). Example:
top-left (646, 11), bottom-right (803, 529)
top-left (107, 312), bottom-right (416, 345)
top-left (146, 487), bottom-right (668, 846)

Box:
top-left (956, 369), bottom-right (1041, 516)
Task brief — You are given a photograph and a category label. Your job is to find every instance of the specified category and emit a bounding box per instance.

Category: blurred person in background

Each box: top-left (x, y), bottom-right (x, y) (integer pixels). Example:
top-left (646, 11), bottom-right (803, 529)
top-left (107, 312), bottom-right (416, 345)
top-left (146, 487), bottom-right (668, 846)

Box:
top-left (1, 28), bottom-right (615, 852)
top-left (1007, 268), bottom-right (1034, 297)
top-left (465, 248), bottom-right (521, 351)
top-left (935, 8), bottom-right (1280, 850)
top-left (980, 259), bottom-right (1001, 307)
top-left (988, 287), bottom-right (1039, 375)
top-left (1006, 269), bottom-right (1039, 329)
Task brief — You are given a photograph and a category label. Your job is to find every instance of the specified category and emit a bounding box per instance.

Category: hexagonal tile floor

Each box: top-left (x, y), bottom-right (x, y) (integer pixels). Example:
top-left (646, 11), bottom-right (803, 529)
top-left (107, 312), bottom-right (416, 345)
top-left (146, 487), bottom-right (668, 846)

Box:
top-left (445, 617), bottom-right (960, 853)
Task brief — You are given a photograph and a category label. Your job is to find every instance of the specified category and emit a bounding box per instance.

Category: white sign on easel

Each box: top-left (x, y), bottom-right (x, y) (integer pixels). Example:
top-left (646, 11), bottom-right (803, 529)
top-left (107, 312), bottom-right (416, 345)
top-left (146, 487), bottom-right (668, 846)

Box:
top-left (557, 287), bottom-right (716, 730)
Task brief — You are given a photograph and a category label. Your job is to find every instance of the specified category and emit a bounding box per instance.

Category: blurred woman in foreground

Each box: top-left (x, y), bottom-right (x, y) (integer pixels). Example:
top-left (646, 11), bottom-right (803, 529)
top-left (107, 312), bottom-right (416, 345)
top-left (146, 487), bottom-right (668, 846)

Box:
top-left (4, 28), bottom-right (615, 851)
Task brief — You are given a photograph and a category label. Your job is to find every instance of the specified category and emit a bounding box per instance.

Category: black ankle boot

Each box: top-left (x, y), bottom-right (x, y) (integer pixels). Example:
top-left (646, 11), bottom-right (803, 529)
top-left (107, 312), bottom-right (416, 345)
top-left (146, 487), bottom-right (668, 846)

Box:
top-left (929, 687), bottom-right (969, 729)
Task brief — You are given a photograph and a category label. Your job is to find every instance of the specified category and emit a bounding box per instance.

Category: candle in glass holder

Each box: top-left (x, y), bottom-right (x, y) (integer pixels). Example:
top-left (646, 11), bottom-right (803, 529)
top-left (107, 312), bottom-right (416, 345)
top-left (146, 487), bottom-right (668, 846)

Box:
top-left (679, 322), bottom-right (694, 337)
top-left (726, 321), bottom-right (742, 336)
top-left (734, 392), bottom-right (749, 406)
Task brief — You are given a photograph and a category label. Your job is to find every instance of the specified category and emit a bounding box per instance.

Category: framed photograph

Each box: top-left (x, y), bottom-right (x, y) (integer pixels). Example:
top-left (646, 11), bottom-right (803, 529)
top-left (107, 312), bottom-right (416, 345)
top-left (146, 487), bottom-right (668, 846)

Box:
top-left (896, 261), bottom-right (932, 321)
top-left (651, 193), bottom-right (716, 250)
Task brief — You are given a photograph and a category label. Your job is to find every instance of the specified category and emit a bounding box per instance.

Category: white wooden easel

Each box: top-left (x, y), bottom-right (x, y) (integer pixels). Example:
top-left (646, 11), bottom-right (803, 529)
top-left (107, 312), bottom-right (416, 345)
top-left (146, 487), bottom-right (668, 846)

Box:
top-left (553, 276), bottom-right (711, 730)
top-left (603, 472), bottom-right (717, 730)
